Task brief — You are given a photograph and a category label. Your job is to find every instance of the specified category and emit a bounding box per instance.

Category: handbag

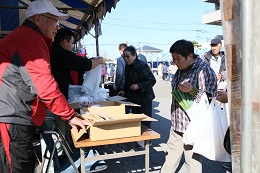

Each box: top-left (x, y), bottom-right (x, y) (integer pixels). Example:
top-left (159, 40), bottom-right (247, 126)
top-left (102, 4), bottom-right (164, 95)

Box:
top-left (183, 92), bottom-right (209, 145)
top-left (223, 127), bottom-right (231, 154)
top-left (183, 96), bottom-right (231, 162)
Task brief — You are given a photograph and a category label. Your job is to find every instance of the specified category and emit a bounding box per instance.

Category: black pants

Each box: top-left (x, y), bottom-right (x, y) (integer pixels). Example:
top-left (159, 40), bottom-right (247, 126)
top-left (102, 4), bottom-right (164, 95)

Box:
top-left (130, 101), bottom-right (153, 128)
top-left (162, 73), bottom-right (168, 80)
top-left (0, 123), bottom-right (36, 173)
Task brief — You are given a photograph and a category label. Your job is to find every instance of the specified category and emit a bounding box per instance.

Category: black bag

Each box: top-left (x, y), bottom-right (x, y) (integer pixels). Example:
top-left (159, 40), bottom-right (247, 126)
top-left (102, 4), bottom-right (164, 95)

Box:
top-left (104, 83), bottom-right (117, 96)
top-left (223, 127), bottom-right (231, 154)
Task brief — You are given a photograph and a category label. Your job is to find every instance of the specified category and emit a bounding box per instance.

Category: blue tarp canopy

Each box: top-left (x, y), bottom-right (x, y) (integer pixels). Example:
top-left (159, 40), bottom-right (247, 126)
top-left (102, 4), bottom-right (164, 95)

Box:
top-left (0, 0), bottom-right (120, 41)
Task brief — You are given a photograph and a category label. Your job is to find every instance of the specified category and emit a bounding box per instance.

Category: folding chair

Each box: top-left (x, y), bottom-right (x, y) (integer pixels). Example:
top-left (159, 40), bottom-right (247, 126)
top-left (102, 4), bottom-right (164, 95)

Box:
top-left (38, 117), bottom-right (79, 173)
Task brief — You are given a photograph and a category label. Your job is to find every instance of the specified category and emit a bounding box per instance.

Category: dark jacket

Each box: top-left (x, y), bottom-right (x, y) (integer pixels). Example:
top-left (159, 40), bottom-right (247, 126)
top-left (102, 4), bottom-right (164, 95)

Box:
top-left (51, 44), bottom-right (92, 99)
top-left (124, 58), bottom-right (156, 106)
top-left (200, 50), bottom-right (226, 80)
top-left (0, 20), bottom-right (74, 126)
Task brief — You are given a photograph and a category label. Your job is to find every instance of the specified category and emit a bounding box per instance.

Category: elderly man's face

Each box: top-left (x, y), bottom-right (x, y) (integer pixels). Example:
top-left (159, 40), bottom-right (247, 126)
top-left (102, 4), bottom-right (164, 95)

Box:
top-left (35, 13), bottom-right (60, 41)
top-left (211, 43), bottom-right (222, 56)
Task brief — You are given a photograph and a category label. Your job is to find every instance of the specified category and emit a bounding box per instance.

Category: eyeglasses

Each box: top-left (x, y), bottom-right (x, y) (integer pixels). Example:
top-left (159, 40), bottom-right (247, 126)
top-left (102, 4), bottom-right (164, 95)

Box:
top-left (122, 55), bottom-right (130, 59)
top-left (40, 14), bottom-right (60, 26)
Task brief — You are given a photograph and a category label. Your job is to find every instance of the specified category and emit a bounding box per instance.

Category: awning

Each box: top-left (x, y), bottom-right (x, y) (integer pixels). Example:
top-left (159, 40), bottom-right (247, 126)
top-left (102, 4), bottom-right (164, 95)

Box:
top-left (0, 0), bottom-right (120, 42)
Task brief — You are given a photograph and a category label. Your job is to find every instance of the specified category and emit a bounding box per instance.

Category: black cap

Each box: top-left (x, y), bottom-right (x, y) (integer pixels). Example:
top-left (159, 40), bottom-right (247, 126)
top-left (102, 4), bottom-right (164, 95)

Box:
top-left (210, 38), bottom-right (222, 45)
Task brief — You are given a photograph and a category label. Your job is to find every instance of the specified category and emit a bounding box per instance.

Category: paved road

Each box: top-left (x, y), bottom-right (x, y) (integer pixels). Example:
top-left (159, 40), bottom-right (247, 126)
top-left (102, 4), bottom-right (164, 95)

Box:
top-left (100, 75), bottom-right (231, 173)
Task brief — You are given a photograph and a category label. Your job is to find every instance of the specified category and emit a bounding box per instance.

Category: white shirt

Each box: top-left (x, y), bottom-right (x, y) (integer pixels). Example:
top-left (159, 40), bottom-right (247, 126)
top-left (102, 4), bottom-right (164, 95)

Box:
top-left (210, 55), bottom-right (221, 75)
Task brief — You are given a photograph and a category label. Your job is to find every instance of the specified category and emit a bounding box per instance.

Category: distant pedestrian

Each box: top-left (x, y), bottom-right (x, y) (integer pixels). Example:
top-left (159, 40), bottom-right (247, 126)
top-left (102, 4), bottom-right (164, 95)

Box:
top-left (101, 63), bottom-right (108, 84)
top-left (109, 65), bottom-right (115, 82)
top-left (167, 61), bottom-right (178, 82)
top-left (157, 63), bottom-right (163, 78)
top-left (162, 62), bottom-right (168, 81)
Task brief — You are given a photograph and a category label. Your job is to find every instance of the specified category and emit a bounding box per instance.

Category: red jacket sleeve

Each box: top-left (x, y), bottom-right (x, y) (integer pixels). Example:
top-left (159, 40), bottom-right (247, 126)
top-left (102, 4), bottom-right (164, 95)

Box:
top-left (21, 32), bottom-right (74, 121)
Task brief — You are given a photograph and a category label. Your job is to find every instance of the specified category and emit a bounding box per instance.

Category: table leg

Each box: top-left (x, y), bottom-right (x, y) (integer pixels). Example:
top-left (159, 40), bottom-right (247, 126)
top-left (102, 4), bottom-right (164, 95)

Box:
top-left (145, 140), bottom-right (150, 173)
top-left (80, 148), bottom-right (85, 173)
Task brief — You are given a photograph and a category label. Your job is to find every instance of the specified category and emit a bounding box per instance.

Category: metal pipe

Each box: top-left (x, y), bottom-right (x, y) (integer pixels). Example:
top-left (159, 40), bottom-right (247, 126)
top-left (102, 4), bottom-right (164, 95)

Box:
top-left (241, 0), bottom-right (253, 172)
top-left (94, 16), bottom-right (100, 56)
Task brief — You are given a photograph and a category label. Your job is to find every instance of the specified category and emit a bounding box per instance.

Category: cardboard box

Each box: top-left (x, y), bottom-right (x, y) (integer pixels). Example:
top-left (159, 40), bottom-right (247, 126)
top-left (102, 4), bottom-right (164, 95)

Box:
top-left (71, 104), bottom-right (156, 142)
top-left (81, 100), bottom-right (140, 114)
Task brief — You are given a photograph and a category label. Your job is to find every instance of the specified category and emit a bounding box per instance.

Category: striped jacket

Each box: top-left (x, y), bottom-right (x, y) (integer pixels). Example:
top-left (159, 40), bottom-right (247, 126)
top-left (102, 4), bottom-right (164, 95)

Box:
top-left (171, 55), bottom-right (217, 133)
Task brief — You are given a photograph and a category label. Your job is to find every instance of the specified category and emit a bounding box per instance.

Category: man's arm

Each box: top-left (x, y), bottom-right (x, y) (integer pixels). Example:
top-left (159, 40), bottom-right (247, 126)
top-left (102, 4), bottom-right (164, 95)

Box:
top-left (114, 58), bottom-right (125, 90)
top-left (90, 57), bottom-right (103, 69)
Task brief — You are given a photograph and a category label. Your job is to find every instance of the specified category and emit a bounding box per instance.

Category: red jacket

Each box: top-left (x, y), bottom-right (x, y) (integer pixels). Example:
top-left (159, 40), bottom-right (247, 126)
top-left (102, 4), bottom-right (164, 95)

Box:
top-left (0, 20), bottom-right (74, 126)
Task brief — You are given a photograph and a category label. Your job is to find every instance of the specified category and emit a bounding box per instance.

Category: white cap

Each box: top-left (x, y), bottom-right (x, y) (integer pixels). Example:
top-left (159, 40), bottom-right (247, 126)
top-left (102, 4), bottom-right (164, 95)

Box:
top-left (77, 48), bottom-right (86, 57)
top-left (26, 0), bottom-right (69, 20)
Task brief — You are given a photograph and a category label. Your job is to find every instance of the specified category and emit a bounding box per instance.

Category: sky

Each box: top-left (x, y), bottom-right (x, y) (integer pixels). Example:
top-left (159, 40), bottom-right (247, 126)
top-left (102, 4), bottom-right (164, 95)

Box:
top-left (82, 0), bottom-right (223, 60)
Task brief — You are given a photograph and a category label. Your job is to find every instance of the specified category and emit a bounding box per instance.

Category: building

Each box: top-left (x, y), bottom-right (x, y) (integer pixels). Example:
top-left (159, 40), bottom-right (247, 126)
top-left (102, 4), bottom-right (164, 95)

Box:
top-left (136, 45), bottom-right (163, 54)
top-left (202, 0), bottom-right (222, 26)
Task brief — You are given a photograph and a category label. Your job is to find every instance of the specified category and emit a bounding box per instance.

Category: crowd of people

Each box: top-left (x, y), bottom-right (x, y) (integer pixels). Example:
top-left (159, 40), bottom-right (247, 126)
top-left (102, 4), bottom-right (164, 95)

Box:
top-left (0, 0), bottom-right (229, 172)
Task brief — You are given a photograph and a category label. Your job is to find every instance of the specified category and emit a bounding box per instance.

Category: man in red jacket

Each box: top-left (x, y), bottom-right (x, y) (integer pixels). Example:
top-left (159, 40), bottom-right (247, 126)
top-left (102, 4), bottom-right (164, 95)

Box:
top-left (0, 0), bottom-right (90, 172)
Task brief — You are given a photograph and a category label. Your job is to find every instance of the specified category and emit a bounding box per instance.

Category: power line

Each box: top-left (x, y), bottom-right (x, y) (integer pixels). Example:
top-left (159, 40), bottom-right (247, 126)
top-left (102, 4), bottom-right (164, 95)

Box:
top-left (102, 22), bottom-right (207, 32)
top-left (105, 17), bottom-right (202, 26)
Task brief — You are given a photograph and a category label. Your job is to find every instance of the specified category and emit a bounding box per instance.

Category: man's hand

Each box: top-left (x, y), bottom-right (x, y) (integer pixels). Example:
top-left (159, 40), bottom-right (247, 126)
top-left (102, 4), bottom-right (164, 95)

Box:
top-left (178, 83), bottom-right (192, 93)
top-left (91, 57), bottom-right (104, 69)
top-left (68, 116), bottom-right (91, 132)
top-left (130, 84), bottom-right (139, 90)
top-left (216, 90), bottom-right (228, 103)
top-left (118, 90), bottom-right (125, 96)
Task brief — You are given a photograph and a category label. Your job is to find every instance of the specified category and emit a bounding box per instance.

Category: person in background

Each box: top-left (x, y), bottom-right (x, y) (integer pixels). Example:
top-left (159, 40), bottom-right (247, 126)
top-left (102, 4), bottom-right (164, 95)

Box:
top-left (114, 43), bottom-right (127, 92)
top-left (118, 46), bottom-right (156, 128)
top-left (162, 62), bottom-right (168, 81)
top-left (70, 47), bottom-right (87, 85)
top-left (101, 63), bottom-right (108, 84)
top-left (51, 28), bottom-right (103, 100)
top-left (0, 0), bottom-right (91, 172)
top-left (157, 63), bottom-right (163, 78)
top-left (217, 73), bottom-right (227, 91)
top-left (138, 52), bottom-right (148, 63)
top-left (160, 39), bottom-right (217, 173)
top-left (147, 62), bottom-right (152, 71)
top-left (200, 38), bottom-right (226, 80)
top-left (167, 61), bottom-right (178, 82)
top-left (109, 65), bottom-right (115, 82)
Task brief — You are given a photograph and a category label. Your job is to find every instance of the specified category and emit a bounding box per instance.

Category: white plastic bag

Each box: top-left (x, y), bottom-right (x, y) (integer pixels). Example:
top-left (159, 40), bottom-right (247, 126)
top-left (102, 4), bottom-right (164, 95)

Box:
top-left (185, 92), bottom-right (209, 121)
top-left (81, 64), bottom-right (102, 98)
top-left (184, 97), bottom-right (231, 162)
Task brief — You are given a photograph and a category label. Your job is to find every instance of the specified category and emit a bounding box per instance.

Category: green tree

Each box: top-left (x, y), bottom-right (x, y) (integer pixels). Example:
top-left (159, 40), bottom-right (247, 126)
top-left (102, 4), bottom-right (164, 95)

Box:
top-left (192, 41), bottom-right (202, 50)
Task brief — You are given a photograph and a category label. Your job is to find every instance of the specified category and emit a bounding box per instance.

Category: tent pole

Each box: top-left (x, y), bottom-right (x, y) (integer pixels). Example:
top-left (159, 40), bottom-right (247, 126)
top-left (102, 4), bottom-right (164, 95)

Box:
top-left (241, 0), bottom-right (253, 172)
top-left (94, 15), bottom-right (100, 56)
top-left (94, 25), bottom-right (99, 56)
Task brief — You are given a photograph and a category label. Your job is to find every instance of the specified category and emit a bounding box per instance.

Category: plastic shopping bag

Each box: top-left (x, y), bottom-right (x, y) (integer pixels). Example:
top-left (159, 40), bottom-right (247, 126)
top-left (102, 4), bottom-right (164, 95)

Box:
top-left (183, 93), bottom-right (209, 145)
top-left (192, 98), bottom-right (231, 162)
top-left (81, 64), bottom-right (102, 98)
top-left (185, 92), bottom-right (209, 121)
